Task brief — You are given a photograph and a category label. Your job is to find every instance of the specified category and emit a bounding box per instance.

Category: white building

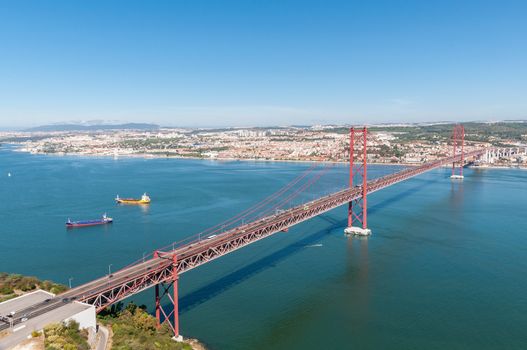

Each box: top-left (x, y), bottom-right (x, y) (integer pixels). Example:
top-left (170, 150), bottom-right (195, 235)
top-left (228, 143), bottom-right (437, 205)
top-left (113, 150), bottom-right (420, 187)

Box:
top-left (0, 290), bottom-right (96, 349)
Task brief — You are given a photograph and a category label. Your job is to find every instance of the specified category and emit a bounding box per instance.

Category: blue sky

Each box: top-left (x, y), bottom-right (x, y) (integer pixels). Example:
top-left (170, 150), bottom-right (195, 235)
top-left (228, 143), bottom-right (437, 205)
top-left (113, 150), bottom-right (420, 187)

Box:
top-left (1, 0), bottom-right (526, 127)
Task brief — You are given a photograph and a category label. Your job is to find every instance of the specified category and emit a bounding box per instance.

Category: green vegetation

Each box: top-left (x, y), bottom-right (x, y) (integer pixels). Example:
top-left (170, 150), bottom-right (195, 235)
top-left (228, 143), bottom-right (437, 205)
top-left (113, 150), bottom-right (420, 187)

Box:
top-left (118, 137), bottom-right (184, 150)
top-left (326, 121), bottom-right (527, 145)
top-left (269, 137), bottom-right (297, 142)
top-left (398, 122), bottom-right (527, 144)
top-left (99, 302), bottom-right (193, 350)
top-left (203, 146), bottom-right (229, 152)
top-left (0, 272), bottom-right (68, 302)
top-left (377, 144), bottom-right (405, 158)
top-left (43, 321), bottom-right (90, 350)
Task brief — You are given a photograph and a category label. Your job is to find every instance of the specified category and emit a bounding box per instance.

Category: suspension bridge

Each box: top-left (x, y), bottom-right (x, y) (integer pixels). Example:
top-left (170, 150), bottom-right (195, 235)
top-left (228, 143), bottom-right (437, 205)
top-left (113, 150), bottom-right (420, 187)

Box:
top-left (0, 125), bottom-right (488, 341)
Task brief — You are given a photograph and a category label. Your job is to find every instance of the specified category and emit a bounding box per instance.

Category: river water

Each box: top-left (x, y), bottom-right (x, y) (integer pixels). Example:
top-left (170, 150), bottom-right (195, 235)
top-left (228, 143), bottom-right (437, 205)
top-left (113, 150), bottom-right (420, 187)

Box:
top-left (1, 145), bottom-right (526, 349)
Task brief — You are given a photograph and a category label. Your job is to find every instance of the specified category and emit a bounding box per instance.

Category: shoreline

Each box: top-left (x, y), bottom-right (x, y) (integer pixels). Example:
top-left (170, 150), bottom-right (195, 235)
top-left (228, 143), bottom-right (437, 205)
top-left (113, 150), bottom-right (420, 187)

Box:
top-left (4, 144), bottom-right (526, 170)
top-left (5, 144), bottom-right (422, 167)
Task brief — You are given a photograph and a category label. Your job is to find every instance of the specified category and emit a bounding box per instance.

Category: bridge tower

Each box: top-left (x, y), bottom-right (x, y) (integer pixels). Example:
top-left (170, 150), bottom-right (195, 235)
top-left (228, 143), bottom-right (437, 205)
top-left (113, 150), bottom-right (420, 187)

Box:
top-left (153, 251), bottom-right (183, 341)
top-left (451, 125), bottom-right (465, 179)
top-left (344, 126), bottom-right (372, 236)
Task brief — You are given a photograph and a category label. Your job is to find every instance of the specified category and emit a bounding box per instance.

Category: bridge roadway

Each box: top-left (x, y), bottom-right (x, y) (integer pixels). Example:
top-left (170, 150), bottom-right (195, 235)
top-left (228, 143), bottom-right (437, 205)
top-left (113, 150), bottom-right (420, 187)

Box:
top-left (0, 149), bottom-right (485, 331)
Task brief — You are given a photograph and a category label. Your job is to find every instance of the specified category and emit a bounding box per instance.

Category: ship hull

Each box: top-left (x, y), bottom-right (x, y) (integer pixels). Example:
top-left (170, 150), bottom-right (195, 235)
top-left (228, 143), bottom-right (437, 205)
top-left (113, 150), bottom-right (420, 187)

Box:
top-left (66, 219), bottom-right (113, 228)
top-left (116, 199), bottom-right (150, 205)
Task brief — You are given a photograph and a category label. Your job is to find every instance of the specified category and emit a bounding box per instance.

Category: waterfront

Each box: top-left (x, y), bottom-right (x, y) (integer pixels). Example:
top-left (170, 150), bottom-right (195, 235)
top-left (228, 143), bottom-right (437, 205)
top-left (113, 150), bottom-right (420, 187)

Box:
top-left (1, 146), bottom-right (527, 349)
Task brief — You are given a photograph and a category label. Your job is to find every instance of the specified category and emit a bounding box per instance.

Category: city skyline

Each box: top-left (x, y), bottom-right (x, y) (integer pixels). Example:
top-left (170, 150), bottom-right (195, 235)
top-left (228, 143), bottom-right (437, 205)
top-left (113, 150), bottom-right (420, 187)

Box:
top-left (1, 0), bottom-right (527, 127)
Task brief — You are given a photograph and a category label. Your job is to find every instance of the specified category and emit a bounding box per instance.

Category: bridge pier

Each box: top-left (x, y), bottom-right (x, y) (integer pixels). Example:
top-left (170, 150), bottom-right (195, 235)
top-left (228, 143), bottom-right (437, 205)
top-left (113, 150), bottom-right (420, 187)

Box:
top-left (153, 251), bottom-right (181, 340)
top-left (345, 126), bottom-right (371, 236)
top-left (450, 125), bottom-right (465, 180)
top-left (344, 226), bottom-right (372, 236)
top-left (172, 254), bottom-right (181, 342)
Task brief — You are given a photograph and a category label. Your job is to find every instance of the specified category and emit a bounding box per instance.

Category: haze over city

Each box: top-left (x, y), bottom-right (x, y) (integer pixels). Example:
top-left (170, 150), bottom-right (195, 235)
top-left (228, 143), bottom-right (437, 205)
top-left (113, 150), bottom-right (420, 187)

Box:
top-left (1, 0), bottom-right (527, 128)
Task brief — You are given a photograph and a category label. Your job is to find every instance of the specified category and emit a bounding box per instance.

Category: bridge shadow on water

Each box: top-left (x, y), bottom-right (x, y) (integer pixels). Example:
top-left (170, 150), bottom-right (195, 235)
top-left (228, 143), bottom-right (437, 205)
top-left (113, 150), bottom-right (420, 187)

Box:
top-left (368, 177), bottom-right (441, 216)
top-left (179, 223), bottom-right (337, 314)
top-left (176, 177), bottom-right (439, 314)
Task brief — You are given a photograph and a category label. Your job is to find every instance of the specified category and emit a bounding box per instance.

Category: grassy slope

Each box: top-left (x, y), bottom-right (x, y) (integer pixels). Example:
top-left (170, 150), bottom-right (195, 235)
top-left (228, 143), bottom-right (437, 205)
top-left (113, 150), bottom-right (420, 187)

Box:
top-left (42, 321), bottom-right (90, 350)
top-left (99, 303), bottom-right (193, 350)
top-left (0, 272), bottom-right (68, 302)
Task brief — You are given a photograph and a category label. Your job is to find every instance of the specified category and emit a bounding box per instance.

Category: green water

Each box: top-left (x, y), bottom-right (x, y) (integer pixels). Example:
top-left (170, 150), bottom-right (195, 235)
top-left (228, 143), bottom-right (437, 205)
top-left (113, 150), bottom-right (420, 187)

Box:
top-left (1, 146), bottom-right (526, 349)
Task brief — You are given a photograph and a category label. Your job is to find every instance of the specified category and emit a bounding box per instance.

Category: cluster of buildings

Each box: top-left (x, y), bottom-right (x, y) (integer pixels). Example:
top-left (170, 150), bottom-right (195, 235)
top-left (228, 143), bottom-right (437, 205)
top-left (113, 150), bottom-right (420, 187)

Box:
top-left (1, 126), bottom-right (525, 167)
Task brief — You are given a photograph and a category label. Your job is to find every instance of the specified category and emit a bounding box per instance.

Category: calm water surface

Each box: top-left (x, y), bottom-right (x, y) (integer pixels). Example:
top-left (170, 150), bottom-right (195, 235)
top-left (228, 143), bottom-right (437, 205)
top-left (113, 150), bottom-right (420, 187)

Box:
top-left (1, 146), bottom-right (526, 349)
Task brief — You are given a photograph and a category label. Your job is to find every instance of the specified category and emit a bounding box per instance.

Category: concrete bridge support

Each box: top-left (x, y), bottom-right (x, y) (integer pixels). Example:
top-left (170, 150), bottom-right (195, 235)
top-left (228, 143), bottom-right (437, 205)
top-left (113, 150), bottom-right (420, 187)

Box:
top-left (481, 147), bottom-right (527, 164)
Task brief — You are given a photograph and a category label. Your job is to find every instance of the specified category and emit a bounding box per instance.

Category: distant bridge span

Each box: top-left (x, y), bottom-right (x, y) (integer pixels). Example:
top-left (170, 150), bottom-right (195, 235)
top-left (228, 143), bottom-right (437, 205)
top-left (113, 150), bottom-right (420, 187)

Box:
top-left (66, 149), bottom-right (485, 328)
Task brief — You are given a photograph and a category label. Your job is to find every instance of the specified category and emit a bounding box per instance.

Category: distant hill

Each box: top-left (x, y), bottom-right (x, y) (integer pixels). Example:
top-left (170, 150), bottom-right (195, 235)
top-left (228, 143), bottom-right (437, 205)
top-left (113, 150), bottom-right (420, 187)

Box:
top-left (25, 123), bottom-right (159, 132)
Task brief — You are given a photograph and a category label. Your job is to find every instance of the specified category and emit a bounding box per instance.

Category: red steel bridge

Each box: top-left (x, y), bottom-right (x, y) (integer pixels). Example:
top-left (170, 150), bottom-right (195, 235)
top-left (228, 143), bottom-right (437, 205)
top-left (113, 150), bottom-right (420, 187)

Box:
top-left (0, 125), bottom-right (487, 338)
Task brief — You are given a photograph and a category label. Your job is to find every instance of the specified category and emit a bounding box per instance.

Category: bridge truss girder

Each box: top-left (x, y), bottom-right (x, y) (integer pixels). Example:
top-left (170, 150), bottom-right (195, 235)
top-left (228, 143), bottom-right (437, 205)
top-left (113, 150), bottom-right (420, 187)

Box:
top-left (74, 148), bottom-right (486, 338)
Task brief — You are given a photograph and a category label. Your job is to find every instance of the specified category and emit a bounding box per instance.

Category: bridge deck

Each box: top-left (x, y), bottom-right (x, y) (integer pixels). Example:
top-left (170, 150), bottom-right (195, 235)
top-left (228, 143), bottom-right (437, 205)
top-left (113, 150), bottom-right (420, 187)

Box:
top-left (0, 149), bottom-right (485, 326)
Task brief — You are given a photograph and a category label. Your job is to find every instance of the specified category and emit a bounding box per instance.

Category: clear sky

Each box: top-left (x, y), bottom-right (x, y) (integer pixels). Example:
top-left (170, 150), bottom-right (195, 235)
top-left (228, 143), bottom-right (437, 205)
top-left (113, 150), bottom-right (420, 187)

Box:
top-left (1, 0), bottom-right (526, 127)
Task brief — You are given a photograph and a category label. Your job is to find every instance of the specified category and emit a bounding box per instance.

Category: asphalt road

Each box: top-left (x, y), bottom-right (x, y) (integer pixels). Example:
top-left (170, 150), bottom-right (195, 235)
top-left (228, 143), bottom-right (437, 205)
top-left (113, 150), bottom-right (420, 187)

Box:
top-left (96, 325), bottom-right (109, 350)
top-left (0, 302), bottom-right (90, 350)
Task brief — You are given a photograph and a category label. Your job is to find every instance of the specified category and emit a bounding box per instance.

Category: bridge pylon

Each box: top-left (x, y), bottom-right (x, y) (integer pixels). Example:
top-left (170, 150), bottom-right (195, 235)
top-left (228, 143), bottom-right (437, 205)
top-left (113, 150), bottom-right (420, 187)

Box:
top-left (451, 124), bottom-right (465, 180)
top-left (153, 251), bottom-right (182, 341)
top-left (344, 126), bottom-right (371, 236)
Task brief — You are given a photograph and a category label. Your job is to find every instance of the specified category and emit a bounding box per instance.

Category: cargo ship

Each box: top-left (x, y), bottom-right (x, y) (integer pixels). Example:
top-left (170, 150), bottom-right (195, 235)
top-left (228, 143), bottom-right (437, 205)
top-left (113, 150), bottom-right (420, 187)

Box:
top-left (66, 214), bottom-right (113, 228)
top-left (115, 193), bottom-right (151, 205)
